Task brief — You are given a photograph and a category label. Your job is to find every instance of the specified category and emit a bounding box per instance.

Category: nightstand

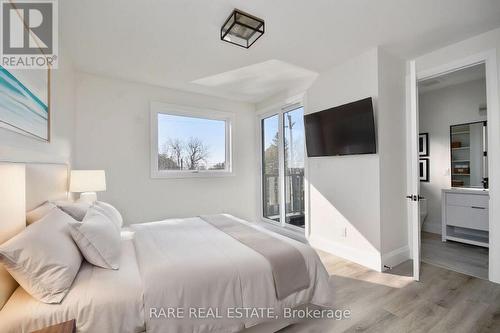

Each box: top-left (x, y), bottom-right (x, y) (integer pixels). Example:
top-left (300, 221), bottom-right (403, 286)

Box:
top-left (32, 319), bottom-right (75, 333)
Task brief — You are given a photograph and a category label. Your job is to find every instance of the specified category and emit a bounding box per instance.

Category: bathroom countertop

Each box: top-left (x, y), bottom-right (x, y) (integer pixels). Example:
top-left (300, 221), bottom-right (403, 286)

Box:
top-left (442, 188), bottom-right (489, 195)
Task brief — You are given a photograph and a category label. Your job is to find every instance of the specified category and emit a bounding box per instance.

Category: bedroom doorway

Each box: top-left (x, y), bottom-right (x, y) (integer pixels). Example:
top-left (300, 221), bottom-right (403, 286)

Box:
top-left (261, 104), bottom-right (306, 233)
top-left (407, 51), bottom-right (500, 283)
top-left (418, 64), bottom-right (489, 280)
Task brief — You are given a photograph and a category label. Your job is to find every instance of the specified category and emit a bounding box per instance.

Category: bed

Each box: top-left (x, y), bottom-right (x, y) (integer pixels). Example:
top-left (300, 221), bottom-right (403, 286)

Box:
top-left (0, 232), bottom-right (145, 332)
top-left (0, 162), bottom-right (332, 333)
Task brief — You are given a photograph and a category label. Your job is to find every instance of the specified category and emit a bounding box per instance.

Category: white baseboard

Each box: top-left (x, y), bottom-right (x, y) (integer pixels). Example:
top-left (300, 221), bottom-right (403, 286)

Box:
top-left (381, 245), bottom-right (410, 270)
top-left (422, 219), bottom-right (441, 234)
top-left (309, 235), bottom-right (382, 272)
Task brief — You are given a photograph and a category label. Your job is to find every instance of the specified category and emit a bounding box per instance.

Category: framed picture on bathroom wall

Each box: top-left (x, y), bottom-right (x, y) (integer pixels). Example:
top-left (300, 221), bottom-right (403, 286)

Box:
top-left (419, 158), bottom-right (429, 182)
top-left (419, 133), bottom-right (429, 156)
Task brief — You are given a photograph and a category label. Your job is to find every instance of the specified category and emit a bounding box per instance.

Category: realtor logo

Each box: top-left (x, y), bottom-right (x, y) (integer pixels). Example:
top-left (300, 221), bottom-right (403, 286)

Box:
top-left (1, 0), bottom-right (58, 69)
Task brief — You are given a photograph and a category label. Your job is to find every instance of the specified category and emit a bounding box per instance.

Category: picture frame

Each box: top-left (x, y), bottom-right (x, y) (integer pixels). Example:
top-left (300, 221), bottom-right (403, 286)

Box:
top-left (419, 133), bottom-right (429, 157)
top-left (419, 158), bottom-right (429, 182)
top-left (0, 66), bottom-right (51, 141)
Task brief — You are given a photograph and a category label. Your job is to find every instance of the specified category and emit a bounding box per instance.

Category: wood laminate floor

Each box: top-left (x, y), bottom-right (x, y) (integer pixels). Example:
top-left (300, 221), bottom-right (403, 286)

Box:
top-left (421, 231), bottom-right (488, 279)
top-left (279, 249), bottom-right (500, 333)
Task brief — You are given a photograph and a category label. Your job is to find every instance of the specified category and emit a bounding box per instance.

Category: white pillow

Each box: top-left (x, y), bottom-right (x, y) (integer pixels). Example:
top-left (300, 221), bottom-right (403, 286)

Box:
top-left (0, 208), bottom-right (82, 303)
top-left (94, 201), bottom-right (123, 229)
top-left (26, 201), bottom-right (57, 225)
top-left (54, 200), bottom-right (91, 221)
top-left (68, 207), bottom-right (121, 269)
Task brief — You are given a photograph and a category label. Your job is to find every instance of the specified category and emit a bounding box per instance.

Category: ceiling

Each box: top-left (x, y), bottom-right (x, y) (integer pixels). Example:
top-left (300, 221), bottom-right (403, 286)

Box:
top-left (60, 0), bottom-right (500, 103)
top-left (419, 63), bottom-right (486, 94)
top-left (192, 60), bottom-right (318, 102)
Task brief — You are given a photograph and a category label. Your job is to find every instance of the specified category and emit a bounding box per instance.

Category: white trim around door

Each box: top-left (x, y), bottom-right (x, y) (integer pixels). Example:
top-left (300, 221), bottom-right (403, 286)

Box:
top-left (408, 50), bottom-right (500, 283)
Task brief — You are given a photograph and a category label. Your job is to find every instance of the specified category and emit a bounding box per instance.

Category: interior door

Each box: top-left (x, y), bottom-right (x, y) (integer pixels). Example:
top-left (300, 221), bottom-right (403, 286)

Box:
top-left (408, 60), bottom-right (421, 281)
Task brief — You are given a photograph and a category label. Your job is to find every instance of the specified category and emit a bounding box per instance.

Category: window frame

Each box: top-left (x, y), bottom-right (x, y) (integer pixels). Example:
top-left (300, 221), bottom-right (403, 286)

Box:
top-left (150, 102), bottom-right (234, 178)
top-left (257, 100), bottom-right (307, 235)
top-left (261, 113), bottom-right (282, 224)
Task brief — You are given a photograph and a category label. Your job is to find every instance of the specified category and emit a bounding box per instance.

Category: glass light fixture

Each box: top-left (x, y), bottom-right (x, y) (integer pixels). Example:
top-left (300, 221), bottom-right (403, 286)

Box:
top-left (221, 9), bottom-right (264, 49)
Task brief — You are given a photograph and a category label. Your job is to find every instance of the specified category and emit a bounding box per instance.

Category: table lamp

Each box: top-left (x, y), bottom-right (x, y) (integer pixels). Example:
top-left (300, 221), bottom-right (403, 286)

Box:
top-left (69, 170), bottom-right (106, 203)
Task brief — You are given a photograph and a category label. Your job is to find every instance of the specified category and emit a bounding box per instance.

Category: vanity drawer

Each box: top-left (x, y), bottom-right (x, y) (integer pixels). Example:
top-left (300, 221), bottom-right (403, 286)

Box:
top-left (446, 205), bottom-right (489, 231)
top-left (446, 193), bottom-right (489, 209)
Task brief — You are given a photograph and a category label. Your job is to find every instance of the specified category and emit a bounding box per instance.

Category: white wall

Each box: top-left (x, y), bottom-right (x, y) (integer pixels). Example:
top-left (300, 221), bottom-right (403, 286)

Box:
top-left (74, 73), bottom-right (257, 224)
top-left (306, 49), bottom-right (383, 270)
top-left (415, 27), bottom-right (500, 283)
top-left (0, 48), bottom-right (76, 164)
top-left (419, 79), bottom-right (487, 234)
top-left (305, 48), bottom-right (408, 271)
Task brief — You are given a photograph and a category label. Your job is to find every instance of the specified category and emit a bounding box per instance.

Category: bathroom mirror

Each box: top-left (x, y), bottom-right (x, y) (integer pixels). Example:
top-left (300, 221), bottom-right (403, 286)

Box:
top-left (450, 121), bottom-right (488, 189)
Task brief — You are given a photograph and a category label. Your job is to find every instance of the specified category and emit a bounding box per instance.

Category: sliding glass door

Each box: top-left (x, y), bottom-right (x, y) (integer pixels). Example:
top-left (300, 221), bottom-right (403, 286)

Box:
top-left (261, 106), bottom-right (305, 230)
top-left (284, 107), bottom-right (305, 228)
top-left (262, 115), bottom-right (280, 222)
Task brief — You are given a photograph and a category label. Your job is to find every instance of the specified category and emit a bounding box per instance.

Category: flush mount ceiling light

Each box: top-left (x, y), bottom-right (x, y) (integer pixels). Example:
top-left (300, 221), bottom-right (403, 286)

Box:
top-left (221, 9), bottom-right (265, 49)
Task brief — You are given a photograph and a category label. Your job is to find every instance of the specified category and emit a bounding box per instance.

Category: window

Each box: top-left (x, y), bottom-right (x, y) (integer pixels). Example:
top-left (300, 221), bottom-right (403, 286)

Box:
top-left (261, 105), bottom-right (305, 230)
top-left (151, 103), bottom-right (233, 178)
top-left (262, 114), bottom-right (280, 222)
top-left (283, 107), bottom-right (305, 228)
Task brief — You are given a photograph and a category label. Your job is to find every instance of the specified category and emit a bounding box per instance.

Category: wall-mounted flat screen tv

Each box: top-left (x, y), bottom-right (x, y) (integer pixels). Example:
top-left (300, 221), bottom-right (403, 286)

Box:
top-left (305, 97), bottom-right (376, 157)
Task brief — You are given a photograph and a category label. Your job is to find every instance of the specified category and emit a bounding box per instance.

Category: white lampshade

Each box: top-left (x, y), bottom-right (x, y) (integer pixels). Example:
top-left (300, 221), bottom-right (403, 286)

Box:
top-left (69, 170), bottom-right (106, 193)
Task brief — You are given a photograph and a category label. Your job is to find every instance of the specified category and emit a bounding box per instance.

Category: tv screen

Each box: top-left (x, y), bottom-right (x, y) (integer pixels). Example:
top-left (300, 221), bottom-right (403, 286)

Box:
top-left (304, 97), bottom-right (376, 157)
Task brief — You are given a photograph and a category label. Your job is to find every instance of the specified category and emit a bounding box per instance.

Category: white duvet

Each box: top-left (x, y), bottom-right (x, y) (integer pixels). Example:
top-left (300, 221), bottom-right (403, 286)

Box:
top-left (131, 216), bottom-right (332, 333)
top-left (0, 216), bottom-right (332, 333)
top-left (0, 232), bottom-right (145, 333)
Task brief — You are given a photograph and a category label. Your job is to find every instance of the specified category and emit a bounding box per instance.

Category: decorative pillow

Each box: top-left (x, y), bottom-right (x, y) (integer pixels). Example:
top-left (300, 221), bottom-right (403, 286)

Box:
top-left (94, 201), bottom-right (123, 229)
top-left (68, 207), bottom-right (121, 269)
top-left (26, 201), bottom-right (57, 225)
top-left (54, 200), bottom-right (91, 221)
top-left (0, 208), bottom-right (82, 304)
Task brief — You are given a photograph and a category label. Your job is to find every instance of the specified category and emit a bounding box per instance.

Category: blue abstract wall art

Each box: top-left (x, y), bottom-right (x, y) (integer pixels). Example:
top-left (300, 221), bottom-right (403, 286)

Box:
top-left (0, 66), bottom-right (49, 141)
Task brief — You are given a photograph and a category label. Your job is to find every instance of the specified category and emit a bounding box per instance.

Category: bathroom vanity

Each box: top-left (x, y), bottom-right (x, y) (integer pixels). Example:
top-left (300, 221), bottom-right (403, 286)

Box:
top-left (441, 188), bottom-right (489, 247)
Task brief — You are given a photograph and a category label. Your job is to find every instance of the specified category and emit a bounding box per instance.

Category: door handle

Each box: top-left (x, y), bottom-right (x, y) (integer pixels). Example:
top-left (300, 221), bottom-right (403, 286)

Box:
top-left (406, 195), bottom-right (424, 201)
top-left (471, 206), bottom-right (486, 210)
